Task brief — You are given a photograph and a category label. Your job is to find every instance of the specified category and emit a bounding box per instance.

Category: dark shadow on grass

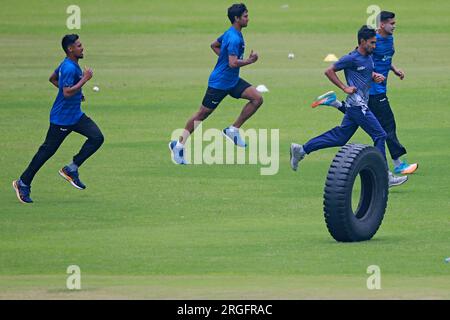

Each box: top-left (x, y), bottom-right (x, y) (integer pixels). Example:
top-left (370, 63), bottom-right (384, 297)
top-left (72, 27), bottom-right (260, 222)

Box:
top-left (315, 234), bottom-right (405, 245)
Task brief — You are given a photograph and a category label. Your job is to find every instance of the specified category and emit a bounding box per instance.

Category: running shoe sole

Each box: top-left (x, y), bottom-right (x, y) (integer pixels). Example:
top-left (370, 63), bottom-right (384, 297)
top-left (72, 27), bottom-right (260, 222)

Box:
top-left (401, 163), bottom-right (419, 175)
top-left (58, 169), bottom-right (85, 190)
top-left (12, 180), bottom-right (29, 204)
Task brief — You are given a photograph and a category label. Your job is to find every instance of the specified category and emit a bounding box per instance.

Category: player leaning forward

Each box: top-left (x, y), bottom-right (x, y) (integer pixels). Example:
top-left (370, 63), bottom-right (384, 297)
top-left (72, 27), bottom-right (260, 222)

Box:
top-left (290, 26), bottom-right (407, 187)
top-left (13, 34), bottom-right (104, 203)
top-left (169, 3), bottom-right (263, 164)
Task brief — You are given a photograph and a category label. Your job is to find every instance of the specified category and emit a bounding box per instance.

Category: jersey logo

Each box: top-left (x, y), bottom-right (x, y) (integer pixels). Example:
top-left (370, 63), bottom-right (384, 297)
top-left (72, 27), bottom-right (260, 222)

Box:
top-left (357, 66), bottom-right (366, 71)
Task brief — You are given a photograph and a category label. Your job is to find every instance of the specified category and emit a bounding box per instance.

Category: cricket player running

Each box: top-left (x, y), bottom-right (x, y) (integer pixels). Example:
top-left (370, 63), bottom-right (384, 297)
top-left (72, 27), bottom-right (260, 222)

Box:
top-left (290, 25), bottom-right (408, 187)
top-left (311, 11), bottom-right (418, 175)
top-left (169, 3), bottom-right (263, 164)
top-left (13, 34), bottom-right (104, 203)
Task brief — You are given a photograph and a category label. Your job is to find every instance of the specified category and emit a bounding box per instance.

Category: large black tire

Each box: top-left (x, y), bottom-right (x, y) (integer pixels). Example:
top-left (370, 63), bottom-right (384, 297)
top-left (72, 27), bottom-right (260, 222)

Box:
top-left (323, 144), bottom-right (389, 242)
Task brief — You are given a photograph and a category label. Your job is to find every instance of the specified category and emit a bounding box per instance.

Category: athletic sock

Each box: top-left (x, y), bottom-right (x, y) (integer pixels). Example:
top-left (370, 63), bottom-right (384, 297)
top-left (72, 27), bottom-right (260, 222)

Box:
top-left (229, 125), bottom-right (238, 132)
top-left (300, 145), bottom-right (306, 156)
top-left (329, 100), bottom-right (343, 108)
top-left (393, 158), bottom-right (402, 167)
top-left (67, 162), bottom-right (79, 172)
top-left (297, 145), bottom-right (306, 157)
top-left (175, 141), bottom-right (184, 149)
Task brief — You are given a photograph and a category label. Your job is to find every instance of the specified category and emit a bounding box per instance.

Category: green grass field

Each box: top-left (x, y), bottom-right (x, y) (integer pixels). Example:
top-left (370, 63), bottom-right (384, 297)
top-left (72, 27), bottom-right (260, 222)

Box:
top-left (1, 0), bottom-right (450, 299)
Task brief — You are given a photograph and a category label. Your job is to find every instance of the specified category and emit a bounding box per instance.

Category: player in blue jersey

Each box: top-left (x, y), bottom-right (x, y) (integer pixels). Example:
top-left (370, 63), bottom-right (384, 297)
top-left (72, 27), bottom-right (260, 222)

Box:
top-left (290, 26), bottom-right (408, 187)
top-left (312, 11), bottom-right (418, 175)
top-left (13, 34), bottom-right (104, 203)
top-left (169, 3), bottom-right (263, 164)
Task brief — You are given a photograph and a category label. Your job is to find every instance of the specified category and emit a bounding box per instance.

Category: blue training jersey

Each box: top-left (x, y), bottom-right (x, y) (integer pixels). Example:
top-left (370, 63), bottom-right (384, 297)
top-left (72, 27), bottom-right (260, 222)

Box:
top-left (370, 33), bottom-right (395, 95)
top-left (50, 57), bottom-right (84, 126)
top-left (208, 26), bottom-right (245, 90)
top-left (334, 49), bottom-right (374, 107)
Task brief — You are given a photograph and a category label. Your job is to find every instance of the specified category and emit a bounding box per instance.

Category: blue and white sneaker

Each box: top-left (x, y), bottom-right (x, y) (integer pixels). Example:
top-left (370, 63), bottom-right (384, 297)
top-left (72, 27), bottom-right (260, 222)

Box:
top-left (223, 127), bottom-right (247, 147)
top-left (12, 180), bottom-right (33, 204)
top-left (59, 166), bottom-right (86, 190)
top-left (311, 91), bottom-right (338, 108)
top-left (169, 140), bottom-right (187, 165)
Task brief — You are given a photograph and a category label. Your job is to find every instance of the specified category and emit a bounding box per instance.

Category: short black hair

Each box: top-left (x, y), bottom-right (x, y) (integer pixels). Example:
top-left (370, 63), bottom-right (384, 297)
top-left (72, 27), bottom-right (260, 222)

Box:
top-left (61, 34), bottom-right (79, 54)
top-left (357, 25), bottom-right (376, 44)
top-left (227, 3), bottom-right (247, 24)
top-left (379, 11), bottom-right (395, 22)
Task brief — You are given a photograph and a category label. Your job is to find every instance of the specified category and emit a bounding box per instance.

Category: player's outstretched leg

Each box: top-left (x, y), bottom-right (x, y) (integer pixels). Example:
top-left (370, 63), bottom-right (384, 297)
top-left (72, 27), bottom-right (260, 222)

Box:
top-left (13, 124), bottom-right (69, 203)
top-left (170, 106), bottom-right (214, 165)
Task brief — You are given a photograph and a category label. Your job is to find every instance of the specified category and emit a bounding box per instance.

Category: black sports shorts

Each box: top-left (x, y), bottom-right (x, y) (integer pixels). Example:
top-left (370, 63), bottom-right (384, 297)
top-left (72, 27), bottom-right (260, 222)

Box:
top-left (202, 78), bottom-right (252, 109)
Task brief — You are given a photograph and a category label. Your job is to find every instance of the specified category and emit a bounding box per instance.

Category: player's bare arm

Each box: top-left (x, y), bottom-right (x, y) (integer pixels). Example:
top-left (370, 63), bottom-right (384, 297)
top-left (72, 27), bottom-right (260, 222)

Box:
top-left (49, 72), bottom-right (59, 88)
top-left (391, 64), bottom-right (405, 80)
top-left (372, 72), bottom-right (386, 83)
top-left (210, 40), bottom-right (221, 56)
top-left (228, 50), bottom-right (258, 68)
top-left (63, 67), bottom-right (93, 98)
top-left (324, 66), bottom-right (356, 94)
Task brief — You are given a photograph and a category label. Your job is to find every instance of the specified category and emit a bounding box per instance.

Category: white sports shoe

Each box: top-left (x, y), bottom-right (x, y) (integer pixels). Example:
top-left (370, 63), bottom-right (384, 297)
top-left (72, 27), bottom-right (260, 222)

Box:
top-left (223, 127), bottom-right (247, 147)
top-left (290, 143), bottom-right (306, 171)
top-left (388, 171), bottom-right (408, 188)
